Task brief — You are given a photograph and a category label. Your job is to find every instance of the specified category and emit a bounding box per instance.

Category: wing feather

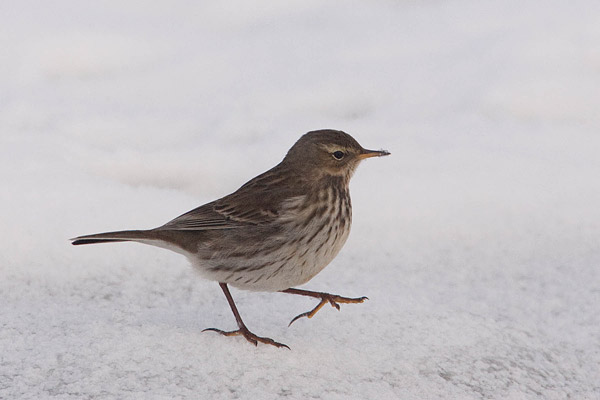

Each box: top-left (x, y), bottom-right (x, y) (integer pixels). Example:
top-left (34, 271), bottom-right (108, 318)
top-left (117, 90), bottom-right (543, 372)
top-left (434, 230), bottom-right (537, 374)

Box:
top-left (158, 163), bottom-right (306, 231)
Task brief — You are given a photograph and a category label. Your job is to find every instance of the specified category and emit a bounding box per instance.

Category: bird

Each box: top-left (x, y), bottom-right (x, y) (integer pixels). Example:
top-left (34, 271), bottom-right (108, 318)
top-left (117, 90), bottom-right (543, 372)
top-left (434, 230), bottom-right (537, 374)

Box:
top-left (71, 129), bottom-right (390, 348)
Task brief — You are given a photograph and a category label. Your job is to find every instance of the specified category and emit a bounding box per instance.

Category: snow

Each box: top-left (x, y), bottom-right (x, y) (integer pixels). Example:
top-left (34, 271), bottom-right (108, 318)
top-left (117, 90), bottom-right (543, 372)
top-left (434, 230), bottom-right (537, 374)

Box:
top-left (2, 0), bottom-right (600, 398)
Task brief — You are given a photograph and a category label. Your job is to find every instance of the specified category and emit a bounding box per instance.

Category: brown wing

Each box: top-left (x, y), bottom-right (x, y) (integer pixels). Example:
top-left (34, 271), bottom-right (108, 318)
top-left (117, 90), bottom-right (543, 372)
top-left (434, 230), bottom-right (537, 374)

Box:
top-left (158, 163), bottom-right (306, 231)
top-left (158, 201), bottom-right (240, 230)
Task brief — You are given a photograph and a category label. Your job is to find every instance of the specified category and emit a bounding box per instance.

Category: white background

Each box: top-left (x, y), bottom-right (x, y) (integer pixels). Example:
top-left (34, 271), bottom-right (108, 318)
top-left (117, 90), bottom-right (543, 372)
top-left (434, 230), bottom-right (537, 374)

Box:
top-left (2, 1), bottom-right (599, 398)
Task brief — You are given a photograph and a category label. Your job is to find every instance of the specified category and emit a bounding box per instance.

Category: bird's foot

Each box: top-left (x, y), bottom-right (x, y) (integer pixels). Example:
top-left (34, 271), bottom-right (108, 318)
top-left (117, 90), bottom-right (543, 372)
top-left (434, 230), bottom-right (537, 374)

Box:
top-left (203, 326), bottom-right (289, 349)
top-left (282, 288), bottom-right (368, 326)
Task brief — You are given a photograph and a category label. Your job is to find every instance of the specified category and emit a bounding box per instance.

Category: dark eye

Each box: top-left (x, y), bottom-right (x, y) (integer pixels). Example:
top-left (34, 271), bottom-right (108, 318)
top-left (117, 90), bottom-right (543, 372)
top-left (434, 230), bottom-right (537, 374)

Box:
top-left (332, 151), bottom-right (345, 160)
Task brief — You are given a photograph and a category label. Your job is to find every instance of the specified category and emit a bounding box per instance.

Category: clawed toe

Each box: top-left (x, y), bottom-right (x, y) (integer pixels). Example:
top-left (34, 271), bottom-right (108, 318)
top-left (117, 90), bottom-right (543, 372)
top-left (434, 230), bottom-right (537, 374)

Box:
top-left (283, 289), bottom-right (369, 326)
top-left (210, 283), bottom-right (289, 349)
top-left (203, 327), bottom-right (289, 349)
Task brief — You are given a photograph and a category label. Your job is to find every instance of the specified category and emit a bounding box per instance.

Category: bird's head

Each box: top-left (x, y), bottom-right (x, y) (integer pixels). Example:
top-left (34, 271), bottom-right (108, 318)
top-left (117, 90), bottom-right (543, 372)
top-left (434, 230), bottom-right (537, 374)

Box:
top-left (283, 129), bottom-right (390, 180)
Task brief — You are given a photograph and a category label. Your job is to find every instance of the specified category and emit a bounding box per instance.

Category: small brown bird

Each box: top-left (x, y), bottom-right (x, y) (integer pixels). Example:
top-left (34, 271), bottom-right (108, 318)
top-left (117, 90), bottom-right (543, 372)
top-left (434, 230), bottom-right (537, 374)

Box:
top-left (72, 129), bottom-right (390, 348)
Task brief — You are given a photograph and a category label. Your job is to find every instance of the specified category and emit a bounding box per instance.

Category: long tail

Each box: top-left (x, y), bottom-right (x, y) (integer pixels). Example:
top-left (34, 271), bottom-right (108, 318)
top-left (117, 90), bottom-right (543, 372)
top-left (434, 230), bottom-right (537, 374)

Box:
top-left (70, 230), bottom-right (154, 246)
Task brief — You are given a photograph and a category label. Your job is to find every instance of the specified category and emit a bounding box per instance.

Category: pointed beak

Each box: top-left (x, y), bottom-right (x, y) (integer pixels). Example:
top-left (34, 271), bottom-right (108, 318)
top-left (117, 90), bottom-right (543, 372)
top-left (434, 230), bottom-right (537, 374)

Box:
top-left (357, 148), bottom-right (391, 160)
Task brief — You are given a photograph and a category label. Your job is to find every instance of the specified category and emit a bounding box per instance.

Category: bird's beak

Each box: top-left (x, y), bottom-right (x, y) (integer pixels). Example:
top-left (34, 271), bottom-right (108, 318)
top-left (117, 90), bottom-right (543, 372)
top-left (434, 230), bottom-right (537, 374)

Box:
top-left (358, 148), bottom-right (391, 160)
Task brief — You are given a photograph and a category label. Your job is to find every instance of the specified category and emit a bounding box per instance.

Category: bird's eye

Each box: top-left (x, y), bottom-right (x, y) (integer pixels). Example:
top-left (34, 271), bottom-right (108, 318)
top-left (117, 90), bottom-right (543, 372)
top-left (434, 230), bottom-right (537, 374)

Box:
top-left (332, 151), bottom-right (345, 160)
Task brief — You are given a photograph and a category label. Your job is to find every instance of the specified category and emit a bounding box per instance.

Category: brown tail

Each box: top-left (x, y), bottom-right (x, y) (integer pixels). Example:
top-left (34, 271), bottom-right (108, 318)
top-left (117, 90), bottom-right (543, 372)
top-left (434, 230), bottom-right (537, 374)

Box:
top-left (70, 230), bottom-right (154, 246)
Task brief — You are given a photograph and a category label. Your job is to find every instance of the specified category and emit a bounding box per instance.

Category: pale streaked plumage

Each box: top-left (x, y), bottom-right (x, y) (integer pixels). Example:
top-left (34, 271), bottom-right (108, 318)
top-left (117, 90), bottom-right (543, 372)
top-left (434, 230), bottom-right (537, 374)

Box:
top-left (72, 129), bottom-right (390, 348)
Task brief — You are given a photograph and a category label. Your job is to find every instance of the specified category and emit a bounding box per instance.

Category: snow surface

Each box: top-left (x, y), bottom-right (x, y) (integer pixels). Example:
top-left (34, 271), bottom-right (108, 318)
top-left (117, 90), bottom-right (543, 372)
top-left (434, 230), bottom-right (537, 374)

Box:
top-left (2, 1), bottom-right (600, 399)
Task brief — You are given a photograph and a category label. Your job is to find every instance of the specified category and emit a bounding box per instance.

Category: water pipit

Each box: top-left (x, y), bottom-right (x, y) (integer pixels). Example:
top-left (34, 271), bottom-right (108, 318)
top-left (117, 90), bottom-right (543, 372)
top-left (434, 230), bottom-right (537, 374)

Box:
top-left (72, 129), bottom-right (390, 348)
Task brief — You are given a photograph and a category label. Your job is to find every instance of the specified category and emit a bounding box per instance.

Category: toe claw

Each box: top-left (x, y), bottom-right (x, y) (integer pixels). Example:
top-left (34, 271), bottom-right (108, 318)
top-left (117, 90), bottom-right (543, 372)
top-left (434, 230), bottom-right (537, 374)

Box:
top-left (203, 326), bottom-right (288, 348)
top-left (288, 312), bottom-right (310, 327)
top-left (202, 327), bottom-right (224, 334)
top-left (284, 290), bottom-right (368, 326)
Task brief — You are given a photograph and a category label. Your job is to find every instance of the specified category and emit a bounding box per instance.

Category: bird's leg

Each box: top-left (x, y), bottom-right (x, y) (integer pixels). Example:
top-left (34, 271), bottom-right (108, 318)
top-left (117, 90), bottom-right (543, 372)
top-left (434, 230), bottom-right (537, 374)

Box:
top-left (203, 283), bottom-right (289, 349)
top-left (281, 288), bottom-right (368, 326)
